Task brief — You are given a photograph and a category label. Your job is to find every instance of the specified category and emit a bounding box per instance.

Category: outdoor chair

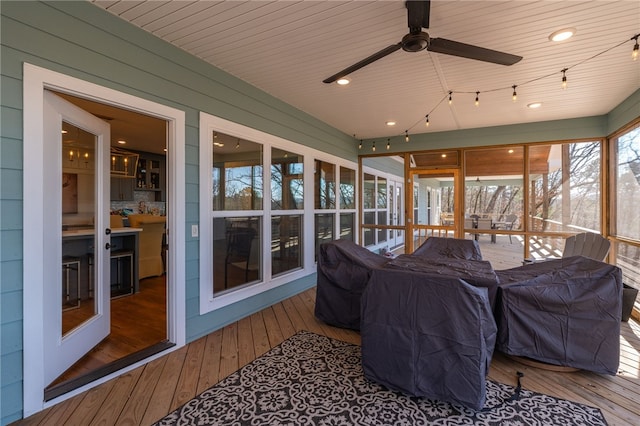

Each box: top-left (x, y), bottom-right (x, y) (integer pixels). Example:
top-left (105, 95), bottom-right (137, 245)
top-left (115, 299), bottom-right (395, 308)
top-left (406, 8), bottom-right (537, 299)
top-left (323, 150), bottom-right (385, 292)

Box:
top-left (476, 218), bottom-right (495, 243)
top-left (563, 232), bottom-right (610, 261)
top-left (524, 232), bottom-right (610, 264)
top-left (503, 214), bottom-right (518, 243)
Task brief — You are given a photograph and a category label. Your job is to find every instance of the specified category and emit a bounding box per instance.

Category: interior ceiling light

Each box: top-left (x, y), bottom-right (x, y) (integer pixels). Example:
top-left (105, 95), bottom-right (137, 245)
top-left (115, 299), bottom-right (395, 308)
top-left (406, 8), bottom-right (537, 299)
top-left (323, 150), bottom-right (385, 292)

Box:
top-left (527, 102), bottom-right (542, 109)
top-left (508, 149), bottom-right (515, 154)
top-left (386, 121), bottom-right (396, 126)
top-left (117, 140), bottom-right (126, 145)
top-left (549, 28), bottom-right (576, 42)
top-left (336, 77), bottom-right (350, 85)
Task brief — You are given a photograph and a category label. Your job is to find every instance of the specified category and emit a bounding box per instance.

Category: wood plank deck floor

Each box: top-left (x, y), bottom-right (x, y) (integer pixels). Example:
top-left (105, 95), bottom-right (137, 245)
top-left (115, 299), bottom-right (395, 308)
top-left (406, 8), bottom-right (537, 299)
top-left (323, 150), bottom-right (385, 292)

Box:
top-left (15, 287), bottom-right (640, 425)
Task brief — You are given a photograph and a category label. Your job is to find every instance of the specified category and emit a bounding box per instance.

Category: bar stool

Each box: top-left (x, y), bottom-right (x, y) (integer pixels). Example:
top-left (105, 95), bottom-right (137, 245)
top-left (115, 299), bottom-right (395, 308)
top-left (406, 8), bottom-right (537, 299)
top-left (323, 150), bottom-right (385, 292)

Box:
top-left (62, 256), bottom-right (81, 310)
top-left (110, 249), bottom-right (134, 298)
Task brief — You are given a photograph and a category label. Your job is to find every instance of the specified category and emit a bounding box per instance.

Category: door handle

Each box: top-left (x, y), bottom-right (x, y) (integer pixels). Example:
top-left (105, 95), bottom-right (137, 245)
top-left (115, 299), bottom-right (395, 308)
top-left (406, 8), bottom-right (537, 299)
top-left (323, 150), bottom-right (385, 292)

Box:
top-left (105, 242), bottom-right (111, 250)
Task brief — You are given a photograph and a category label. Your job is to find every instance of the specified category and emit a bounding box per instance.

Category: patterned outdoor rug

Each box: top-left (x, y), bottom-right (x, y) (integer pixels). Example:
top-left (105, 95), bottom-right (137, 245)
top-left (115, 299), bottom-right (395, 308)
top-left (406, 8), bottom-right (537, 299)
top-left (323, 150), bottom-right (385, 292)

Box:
top-left (155, 331), bottom-right (607, 425)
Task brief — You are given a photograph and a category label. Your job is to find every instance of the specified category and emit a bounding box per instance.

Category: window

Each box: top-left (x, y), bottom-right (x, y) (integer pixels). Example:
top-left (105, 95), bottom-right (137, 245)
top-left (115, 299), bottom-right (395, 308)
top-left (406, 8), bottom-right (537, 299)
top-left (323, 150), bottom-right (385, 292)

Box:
top-left (272, 149), bottom-right (304, 275)
top-left (200, 113), bottom-right (357, 312)
top-left (339, 167), bottom-right (356, 241)
top-left (611, 123), bottom-right (640, 290)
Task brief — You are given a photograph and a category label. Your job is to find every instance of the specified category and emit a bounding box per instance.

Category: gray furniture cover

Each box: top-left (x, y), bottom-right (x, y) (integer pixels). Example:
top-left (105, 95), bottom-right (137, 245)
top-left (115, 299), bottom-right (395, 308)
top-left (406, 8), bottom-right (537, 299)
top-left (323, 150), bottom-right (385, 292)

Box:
top-left (496, 256), bottom-right (622, 374)
top-left (361, 268), bottom-right (497, 410)
top-left (386, 254), bottom-right (500, 310)
top-left (412, 236), bottom-right (483, 261)
top-left (315, 239), bottom-right (390, 330)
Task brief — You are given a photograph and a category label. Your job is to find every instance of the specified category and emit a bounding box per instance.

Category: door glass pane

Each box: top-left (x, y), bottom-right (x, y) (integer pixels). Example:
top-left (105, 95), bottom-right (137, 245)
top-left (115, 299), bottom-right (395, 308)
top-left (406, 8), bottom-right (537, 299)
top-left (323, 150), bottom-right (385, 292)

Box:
top-left (61, 122), bottom-right (97, 336)
top-left (363, 173), bottom-right (375, 209)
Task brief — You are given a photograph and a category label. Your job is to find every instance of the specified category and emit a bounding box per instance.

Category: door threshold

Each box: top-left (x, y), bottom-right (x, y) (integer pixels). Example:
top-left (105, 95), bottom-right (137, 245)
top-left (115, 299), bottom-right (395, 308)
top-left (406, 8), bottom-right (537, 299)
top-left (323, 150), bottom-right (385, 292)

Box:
top-left (44, 340), bottom-right (175, 401)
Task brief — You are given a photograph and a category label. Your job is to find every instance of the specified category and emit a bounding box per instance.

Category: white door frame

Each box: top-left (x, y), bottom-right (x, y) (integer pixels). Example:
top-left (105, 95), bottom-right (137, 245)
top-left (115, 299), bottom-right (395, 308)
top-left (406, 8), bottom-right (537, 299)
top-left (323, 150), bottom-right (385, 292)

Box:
top-left (23, 63), bottom-right (186, 416)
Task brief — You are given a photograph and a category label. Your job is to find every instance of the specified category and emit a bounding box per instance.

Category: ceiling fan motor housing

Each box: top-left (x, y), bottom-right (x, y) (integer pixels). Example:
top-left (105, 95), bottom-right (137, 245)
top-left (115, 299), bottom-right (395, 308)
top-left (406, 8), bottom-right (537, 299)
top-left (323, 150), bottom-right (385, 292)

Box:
top-left (402, 32), bottom-right (430, 52)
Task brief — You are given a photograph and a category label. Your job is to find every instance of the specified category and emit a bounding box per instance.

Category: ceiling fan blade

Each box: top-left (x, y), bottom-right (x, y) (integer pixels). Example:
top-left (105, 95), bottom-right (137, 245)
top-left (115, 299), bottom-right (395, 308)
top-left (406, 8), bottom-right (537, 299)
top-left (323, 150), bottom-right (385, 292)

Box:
top-left (428, 37), bottom-right (522, 65)
top-left (323, 43), bottom-right (402, 84)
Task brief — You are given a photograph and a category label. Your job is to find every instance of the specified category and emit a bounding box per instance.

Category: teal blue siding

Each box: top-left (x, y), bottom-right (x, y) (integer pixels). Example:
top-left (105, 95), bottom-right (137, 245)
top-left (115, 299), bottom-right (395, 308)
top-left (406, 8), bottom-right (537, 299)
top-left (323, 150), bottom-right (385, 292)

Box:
top-left (364, 115), bottom-right (609, 152)
top-left (362, 156), bottom-right (405, 177)
top-left (607, 89), bottom-right (640, 134)
top-left (0, 1), bottom-right (638, 424)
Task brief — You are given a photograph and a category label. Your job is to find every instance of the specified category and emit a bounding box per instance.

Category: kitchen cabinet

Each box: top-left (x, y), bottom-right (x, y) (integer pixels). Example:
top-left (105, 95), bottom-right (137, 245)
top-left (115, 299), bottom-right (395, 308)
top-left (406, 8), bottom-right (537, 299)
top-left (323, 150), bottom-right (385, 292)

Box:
top-left (111, 176), bottom-right (135, 201)
top-left (135, 153), bottom-right (165, 201)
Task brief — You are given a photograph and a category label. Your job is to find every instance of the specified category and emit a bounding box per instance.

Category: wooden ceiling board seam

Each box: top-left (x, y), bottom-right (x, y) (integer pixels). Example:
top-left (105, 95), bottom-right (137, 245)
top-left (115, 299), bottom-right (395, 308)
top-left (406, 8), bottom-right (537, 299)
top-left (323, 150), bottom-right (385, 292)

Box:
top-left (98, 0), bottom-right (146, 16)
top-left (124, 1), bottom-right (197, 29)
top-left (139, 1), bottom-right (232, 34)
top-left (194, 2), bottom-right (400, 61)
top-left (115, 0), bottom-right (171, 22)
top-left (153, 2), bottom-right (246, 42)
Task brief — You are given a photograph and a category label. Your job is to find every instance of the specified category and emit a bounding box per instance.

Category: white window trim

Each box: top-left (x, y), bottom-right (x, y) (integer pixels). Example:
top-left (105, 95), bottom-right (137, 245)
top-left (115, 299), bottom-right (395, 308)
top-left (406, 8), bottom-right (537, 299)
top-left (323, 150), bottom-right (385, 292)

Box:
top-left (23, 63), bottom-right (186, 415)
top-left (199, 112), bottom-right (357, 314)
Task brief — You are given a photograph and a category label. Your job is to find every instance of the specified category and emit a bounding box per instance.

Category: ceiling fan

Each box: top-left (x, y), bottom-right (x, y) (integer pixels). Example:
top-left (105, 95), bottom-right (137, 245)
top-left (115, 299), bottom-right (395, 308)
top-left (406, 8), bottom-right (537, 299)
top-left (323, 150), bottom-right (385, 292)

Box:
top-left (323, 0), bottom-right (522, 84)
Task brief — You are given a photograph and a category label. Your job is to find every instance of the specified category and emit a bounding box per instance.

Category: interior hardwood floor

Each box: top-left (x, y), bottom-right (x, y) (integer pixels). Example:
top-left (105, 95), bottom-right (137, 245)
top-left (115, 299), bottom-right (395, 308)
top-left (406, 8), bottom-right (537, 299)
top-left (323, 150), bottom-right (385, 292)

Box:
top-left (17, 287), bottom-right (640, 426)
top-left (50, 276), bottom-right (167, 386)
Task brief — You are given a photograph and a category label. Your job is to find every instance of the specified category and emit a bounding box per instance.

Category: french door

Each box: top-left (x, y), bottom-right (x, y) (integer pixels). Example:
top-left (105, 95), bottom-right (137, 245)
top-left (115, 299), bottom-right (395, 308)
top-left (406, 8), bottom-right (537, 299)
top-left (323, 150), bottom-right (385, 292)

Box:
top-left (42, 91), bottom-right (111, 386)
top-left (388, 180), bottom-right (404, 249)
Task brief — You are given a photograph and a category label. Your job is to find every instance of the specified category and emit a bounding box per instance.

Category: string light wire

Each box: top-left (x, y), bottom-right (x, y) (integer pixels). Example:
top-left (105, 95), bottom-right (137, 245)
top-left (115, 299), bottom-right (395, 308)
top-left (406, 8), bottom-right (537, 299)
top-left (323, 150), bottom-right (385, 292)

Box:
top-left (361, 33), bottom-right (638, 146)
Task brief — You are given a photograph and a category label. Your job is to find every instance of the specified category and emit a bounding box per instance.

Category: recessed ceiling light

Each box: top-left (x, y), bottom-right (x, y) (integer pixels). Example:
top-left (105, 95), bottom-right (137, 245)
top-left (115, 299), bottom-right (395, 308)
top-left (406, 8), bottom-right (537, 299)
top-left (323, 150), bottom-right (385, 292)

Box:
top-left (61, 130), bottom-right (68, 134)
top-left (117, 140), bottom-right (126, 144)
top-left (527, 102), bottom-right (543, 109)
top-left (549, 28), bottom-right (576, 42)
top-left (508, 149), bottom-right (515, 154)
top-left (336, 78), bottom-right (350, 85)
top-left (386, 121), bottom-right (396, 126)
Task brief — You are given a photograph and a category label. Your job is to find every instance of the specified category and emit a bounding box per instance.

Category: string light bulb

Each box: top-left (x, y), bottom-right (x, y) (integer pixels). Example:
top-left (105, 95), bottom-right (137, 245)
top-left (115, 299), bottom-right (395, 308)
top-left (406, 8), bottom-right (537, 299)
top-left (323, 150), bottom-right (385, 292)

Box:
top-left (512, 85), bottom-right (517, 102)
top-left (448, 91), bottom-right (453, 105)
top-left (372, 141), bottom-right (376, 152)
top-left (386, 138), bottom-right (390, 150)
top-left (475, 91), bottom-right (480, 107)
top-left (561, 68), bottom-right (568, 90)
top-left (405, 130), bottom-right (409, 142)
top-left (425, 115), bottom-right (430, 127)
top-left (359, 139), bottom-right (362, 150)
top-left (236, 138), bottom-right (240, 149)
top-left (633, 35), bottom-right (639, 61)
